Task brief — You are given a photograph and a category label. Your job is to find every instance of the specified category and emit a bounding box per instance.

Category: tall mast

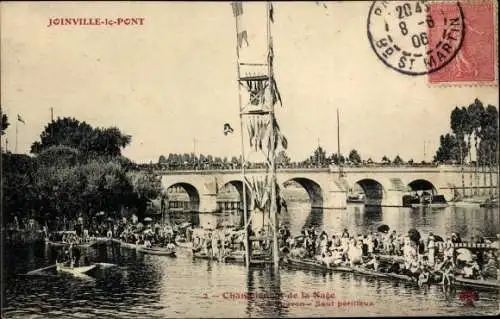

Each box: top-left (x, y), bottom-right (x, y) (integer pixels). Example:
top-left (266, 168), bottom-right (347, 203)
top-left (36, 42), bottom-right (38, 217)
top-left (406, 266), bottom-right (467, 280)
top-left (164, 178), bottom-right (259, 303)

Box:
top-left (233, 2), bottom-right (250, 267)
top-left (231, 1), bottom-right (282, 268)
top-left (337, 108), bottom-right (343, 177)
top-left (267, 1), bottom-right (279, 269)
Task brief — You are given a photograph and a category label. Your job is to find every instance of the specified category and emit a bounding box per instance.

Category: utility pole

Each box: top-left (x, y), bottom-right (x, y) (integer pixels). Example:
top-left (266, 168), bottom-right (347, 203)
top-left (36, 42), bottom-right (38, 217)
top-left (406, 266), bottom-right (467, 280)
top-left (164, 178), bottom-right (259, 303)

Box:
top-left (337, 108), bottom-right (343, 177)
top-left (423, 140), bottom-right (426, 162)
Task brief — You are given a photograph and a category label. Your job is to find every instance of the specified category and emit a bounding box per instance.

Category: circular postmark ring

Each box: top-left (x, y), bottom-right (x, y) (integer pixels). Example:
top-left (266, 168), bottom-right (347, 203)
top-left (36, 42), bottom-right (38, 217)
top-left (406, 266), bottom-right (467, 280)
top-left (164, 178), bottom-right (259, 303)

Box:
top-left (367, 1), bottom-right (465, 76)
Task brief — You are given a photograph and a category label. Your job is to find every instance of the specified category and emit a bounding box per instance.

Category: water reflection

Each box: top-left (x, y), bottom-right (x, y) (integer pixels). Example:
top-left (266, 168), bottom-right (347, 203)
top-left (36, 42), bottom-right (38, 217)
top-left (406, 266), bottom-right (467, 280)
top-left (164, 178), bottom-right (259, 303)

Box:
top-left (3, 202), bottom-right (499, 318)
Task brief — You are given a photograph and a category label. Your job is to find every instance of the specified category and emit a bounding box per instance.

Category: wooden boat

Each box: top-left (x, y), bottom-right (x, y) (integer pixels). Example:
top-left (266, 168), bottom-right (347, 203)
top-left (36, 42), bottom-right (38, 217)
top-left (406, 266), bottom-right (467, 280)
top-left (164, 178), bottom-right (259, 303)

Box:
top-left (56, 262), bottom-right (96, 275)
top-left (410, 203), bottom-right (448, 209)
top-left (454, 277), bottom-right (500, 290)
top-left (282, 257), bottom-right (499, 291)
top-left (45, 240), bottom-right (96, 248)
top-left (283, 257), bottom-right (354, 273)
top-left (119, 241), bottom-right (139, 249)
top-left (347, 193), bottom-right (365, 204)
top-left (193, 252), bottom-right (237, 262)
top-left (137, 246), bottom-right (176, 257)
top-left (192, 251), bottom-right (270, 265)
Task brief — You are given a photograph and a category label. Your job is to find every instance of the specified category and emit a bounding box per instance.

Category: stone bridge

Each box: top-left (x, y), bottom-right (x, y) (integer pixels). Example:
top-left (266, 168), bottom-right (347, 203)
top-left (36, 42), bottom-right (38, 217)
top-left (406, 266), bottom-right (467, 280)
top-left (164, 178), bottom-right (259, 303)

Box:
top-left (157, 166), bottom-right (498, 212)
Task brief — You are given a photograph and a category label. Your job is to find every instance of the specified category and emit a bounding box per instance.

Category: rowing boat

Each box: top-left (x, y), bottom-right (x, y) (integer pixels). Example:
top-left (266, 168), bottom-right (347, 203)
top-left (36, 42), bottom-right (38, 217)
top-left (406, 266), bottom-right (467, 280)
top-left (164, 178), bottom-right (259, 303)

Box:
top-left (283, 257), bottom-right (354, 273)
top-left (119, 241), bottom-right (139, 249)
top-left (45, 240), bottom-right (96, 248)
top-left (56, 262), bottom-right (96, 275)
top-left (282, 257), bottom-right (499, 291)
top-left (192, 251), bottom-right (270, 265)
top-left (137, 246), bottom-right (176, 257)
top-left (455, 277), bottom-right (500, 290)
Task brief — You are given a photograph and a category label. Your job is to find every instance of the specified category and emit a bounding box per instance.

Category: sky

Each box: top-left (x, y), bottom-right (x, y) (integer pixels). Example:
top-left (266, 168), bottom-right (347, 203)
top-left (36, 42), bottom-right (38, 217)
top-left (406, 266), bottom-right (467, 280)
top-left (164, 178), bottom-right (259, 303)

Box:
top-left (1, 1), bottom-right (498, 164)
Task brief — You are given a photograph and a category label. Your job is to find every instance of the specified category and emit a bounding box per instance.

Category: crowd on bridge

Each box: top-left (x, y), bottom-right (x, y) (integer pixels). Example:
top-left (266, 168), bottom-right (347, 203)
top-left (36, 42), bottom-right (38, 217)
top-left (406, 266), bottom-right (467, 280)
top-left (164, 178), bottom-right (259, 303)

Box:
top-left (136, 161), bottom-right (447, 172)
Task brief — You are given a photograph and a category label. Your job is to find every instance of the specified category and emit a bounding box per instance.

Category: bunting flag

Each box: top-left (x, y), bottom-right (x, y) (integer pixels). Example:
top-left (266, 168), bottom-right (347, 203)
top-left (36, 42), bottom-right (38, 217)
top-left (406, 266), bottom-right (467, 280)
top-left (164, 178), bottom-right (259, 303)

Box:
top-left (267, 43), bottom-right (283, 107)
top-left (246, 80), bottom-right (267, 105)
top-left (231, 2), bottom-right (249, 49)
top-left (245, 175), bottom-right (286, 214)
top-left (270, 2), bottom-right (274, 23)
top-left (17, 114), bottom-right (25, 124)
top-left (231, 1), bottom-right (243, 17)
top-left (237, 31), bottom-right (249, 48)
top-left (315, 1), bottom-right (328, 9)
top-left (270, 77), bottom-right (282, 107)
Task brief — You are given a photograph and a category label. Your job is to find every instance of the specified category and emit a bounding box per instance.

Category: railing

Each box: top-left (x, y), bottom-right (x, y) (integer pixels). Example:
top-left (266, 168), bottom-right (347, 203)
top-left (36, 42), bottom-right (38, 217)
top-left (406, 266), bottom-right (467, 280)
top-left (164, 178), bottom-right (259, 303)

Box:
top-left (135, 162), bottom-right (491, 173)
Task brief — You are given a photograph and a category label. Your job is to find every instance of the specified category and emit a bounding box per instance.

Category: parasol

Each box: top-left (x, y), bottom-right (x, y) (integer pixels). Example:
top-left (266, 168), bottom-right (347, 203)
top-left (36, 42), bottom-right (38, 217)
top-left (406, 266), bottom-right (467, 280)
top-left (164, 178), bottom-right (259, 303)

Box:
top-left (97, 211), bottom-right (106, 216)
top-left (107, 217), bottom-right (114, 222)
top-left (433, 235), bottom-right (444, 242)
top-left (456, 248), bottom-right (473, 262)
top-left (377, 224), bottom-right (390, 233)
top-left (144, 217), bottom-right (153, 222)
top-left (408, 228), bottom-right (421, 243)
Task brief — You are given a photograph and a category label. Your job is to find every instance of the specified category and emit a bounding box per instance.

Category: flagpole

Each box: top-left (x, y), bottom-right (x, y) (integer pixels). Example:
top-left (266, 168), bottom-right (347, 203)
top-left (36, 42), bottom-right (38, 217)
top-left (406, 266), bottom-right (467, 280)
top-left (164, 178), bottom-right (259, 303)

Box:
top-left (233, 2), bottom-right (251, 267)
top-left (267, 1), bottom-right (280, 270)
top-left (15, 117), bottom-right (18, 154)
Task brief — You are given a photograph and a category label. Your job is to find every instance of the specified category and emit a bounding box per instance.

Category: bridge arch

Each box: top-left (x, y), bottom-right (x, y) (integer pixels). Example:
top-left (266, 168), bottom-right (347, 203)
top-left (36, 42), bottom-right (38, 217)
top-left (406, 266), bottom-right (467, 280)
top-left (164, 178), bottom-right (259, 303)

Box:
top-left (217, 180), bottom-right (252, 211)
top-left (354, 178), bottom-right (385, 206)
top-left (283, 177), bottom-right (323, 208)
top-left (407, 179), bottom-right (437, 195)
top-left (165, 182), bottom-right (200, 212)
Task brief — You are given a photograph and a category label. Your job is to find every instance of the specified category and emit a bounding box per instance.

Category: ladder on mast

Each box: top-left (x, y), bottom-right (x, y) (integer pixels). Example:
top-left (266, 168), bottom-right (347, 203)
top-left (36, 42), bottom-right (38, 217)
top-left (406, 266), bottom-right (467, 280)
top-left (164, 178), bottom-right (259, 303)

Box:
top-left (232, 1), bottom-right (280, 268)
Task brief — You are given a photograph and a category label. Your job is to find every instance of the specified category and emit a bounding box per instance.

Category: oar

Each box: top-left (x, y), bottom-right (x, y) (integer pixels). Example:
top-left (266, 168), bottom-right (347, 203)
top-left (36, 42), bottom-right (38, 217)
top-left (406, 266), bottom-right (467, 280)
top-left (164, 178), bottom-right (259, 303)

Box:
top-left (95, 262), bottom-right (116, 269)
top-left (26, 264), bottom-right (57, 275)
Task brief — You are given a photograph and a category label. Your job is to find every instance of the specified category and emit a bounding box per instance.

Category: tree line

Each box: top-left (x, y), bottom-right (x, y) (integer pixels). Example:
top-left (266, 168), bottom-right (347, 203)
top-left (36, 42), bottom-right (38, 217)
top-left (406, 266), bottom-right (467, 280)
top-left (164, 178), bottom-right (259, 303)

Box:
top-left (1, 115), bottom-right (163, 228)
top-left (434, 98), bottom-right (498, 166)
top-left (153, 146), bottom-right (414, 171)
top-left (433, 99), bottom-right (498, 197)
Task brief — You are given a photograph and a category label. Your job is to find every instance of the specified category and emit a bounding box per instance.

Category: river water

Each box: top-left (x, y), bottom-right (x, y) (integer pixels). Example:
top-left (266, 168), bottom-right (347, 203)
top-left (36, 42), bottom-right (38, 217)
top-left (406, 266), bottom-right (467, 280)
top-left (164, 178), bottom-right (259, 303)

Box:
top-left (2, 203), bottom-right (499, 318)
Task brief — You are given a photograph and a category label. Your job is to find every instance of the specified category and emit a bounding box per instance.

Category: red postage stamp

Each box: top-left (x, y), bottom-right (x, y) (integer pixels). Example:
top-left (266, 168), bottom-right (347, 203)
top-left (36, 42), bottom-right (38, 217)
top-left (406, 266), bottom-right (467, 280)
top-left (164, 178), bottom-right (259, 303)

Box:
top-left (428, 0), bottom-right (497, 84)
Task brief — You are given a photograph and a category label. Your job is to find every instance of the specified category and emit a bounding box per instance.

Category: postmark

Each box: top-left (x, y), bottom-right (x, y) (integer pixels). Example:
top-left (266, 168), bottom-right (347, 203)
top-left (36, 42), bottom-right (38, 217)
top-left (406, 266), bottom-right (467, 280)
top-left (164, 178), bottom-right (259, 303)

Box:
top-left (367, 0), bottom-right (465, 75)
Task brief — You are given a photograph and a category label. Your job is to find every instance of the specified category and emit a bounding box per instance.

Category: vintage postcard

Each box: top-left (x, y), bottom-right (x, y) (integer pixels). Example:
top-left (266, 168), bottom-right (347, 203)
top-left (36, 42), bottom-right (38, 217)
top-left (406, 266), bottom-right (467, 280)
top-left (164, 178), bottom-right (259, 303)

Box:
top-left (1, 1), bottom-right (498, 318)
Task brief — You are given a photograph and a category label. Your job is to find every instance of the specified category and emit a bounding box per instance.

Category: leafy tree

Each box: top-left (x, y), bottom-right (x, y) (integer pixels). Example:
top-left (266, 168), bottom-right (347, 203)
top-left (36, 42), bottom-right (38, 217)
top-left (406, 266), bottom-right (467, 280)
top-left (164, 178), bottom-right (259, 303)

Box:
top-left (393, 155), bottom-right (404, 166)
top-left (31, 117), bottom-right (131, 158)
top-left (311, 146), bottom-right (327, 166)
top-left (329, 153), bottom-right (345, 165)
top-left (433, 133), bottom-right (466, 163)
top-left (276, 150), bottom-right (291, 167)
top-left (450, 106), bottom-right (469, 192)
top-left (348, 149), bottom-right (362, 165)
top-left (1, 112), bottom-right (9, 136)
top-left (1, 153), bottom-right (38, 224)
top-left (468, 99), bottom-right (485, 195)
top-left (36, 145), bottom-right (81, 168)
top-left (381, 156), bottom-right (391, 164)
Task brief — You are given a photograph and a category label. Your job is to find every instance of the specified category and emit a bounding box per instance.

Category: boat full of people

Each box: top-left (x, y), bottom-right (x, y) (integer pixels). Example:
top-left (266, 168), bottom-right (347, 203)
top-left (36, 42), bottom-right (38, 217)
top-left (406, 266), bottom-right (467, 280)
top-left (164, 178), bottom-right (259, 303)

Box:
top-left (45, 230), bottom-right (98, 248)
top-left (279, 226), bottom-right (499, 291)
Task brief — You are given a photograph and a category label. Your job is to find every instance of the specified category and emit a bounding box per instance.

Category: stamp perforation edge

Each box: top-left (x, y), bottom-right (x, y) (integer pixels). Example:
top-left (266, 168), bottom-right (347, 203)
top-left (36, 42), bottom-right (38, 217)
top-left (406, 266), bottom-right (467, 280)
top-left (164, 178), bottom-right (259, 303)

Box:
top-left (427, 0), bottom-right (499, 87)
